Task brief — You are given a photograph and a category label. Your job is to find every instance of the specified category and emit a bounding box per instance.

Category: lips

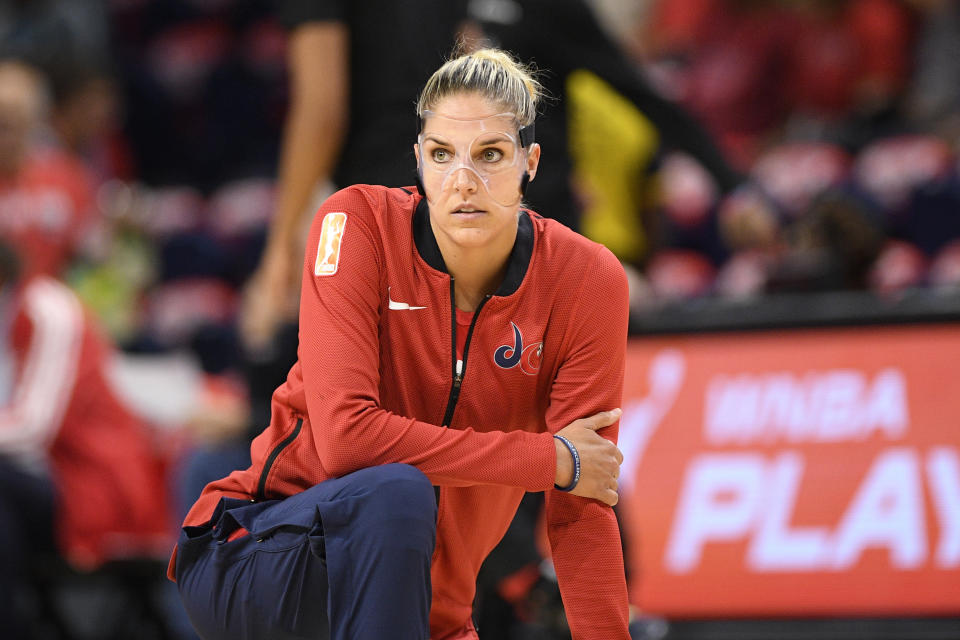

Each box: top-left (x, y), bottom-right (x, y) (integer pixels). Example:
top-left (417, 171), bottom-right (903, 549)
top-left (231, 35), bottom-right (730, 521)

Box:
top-left (452, 204), bottom-right (486, 214)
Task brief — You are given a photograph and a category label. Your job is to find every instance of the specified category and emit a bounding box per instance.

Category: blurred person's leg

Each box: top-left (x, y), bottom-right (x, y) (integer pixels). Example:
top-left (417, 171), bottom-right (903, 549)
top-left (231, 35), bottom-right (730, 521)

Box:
top-left (0, 457), bottom-right (56, 640)
top-left (175, 463), bottom-right (436, 640)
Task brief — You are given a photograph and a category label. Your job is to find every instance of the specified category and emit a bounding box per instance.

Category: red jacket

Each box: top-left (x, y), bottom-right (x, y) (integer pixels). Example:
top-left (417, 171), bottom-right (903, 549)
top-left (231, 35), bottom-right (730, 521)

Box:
top-left (174, 185), bottom-right (630, 639)
top-left (2, 277), bottom-right (170, 569)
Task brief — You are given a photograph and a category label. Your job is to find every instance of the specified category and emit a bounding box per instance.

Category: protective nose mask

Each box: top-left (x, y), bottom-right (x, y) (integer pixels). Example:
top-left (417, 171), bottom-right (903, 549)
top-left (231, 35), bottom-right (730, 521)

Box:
top-left (417, 111), bottom-right (535, 207)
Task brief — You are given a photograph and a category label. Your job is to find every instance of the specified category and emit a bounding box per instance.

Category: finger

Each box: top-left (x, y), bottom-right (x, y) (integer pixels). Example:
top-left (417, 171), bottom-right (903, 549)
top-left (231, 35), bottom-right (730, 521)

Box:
top-left (582, 408), bottom-right (622, 431)
top-left (600, 454), bottom-right (620, 477)
top-left (602, 488), bottom-right (619, 506)
top-left (614, 446), bottom-right (624, 465)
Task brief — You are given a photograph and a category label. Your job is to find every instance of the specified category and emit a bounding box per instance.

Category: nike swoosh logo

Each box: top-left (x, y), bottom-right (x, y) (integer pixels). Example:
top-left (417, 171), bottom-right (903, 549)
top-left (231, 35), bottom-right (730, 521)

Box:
top-left (388, 287), bottom-right (426, 310)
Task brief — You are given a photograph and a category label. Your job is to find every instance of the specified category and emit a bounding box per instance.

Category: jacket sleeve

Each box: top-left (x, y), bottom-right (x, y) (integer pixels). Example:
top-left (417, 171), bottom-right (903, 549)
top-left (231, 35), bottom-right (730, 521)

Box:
top-left (0, 279), bottom-right (84, 460)
top-left (298, 189), bottom-right (557, 490)
top-left (543, 246), bottom-right (631, 639)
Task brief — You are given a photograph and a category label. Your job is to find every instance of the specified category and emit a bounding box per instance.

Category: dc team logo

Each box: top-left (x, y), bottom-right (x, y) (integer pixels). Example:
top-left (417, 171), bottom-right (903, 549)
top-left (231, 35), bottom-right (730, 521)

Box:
top-left (494, 322), bottom-right (543, 375)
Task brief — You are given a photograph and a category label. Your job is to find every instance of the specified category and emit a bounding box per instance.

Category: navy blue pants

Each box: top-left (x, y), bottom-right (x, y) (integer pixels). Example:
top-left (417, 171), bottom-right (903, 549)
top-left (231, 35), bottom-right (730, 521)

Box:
top-left (175, 463), bottom-right (437, 640)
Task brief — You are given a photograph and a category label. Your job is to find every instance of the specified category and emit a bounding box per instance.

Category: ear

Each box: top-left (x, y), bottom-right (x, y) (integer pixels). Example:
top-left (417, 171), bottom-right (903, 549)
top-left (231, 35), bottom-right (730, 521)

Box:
top-left (414, 142), bottom-right (421, 167)
top-left (525, 143), bottom-right (541, 182)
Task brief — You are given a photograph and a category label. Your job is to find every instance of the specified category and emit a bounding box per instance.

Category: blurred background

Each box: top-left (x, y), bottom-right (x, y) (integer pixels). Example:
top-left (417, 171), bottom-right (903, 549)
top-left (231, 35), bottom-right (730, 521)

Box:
top-left (0, 0), bottom-right (958, 638)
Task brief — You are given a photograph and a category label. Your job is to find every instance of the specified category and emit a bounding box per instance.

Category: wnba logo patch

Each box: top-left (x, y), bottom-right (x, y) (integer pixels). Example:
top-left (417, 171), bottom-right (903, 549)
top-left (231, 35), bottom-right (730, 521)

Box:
top-left (314, 212), bottom-right (347, 276)
top-left (494, 322), bottom-right (543, 375)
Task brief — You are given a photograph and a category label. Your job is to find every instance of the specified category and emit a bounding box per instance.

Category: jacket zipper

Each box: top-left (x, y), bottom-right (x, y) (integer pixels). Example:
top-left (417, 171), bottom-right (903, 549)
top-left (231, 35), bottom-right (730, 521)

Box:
top-left (436, 279), bottom-right (491, 503)
top-left (440, 280), bottom-right (490, 426)
top-left (255, 418), bottom-right (303, 501)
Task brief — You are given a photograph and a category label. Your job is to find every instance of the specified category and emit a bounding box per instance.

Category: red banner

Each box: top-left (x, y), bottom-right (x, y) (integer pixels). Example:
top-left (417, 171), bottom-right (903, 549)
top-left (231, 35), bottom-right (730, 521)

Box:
top-left (619, 325), bottom-right (960, 617)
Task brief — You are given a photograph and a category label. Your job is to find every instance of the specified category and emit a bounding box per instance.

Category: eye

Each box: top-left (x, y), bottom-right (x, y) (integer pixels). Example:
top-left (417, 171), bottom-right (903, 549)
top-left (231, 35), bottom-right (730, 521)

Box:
top-left (481, 148), bottom-right (504, 163)
top-left (431, 148), bottom-right (451, 163)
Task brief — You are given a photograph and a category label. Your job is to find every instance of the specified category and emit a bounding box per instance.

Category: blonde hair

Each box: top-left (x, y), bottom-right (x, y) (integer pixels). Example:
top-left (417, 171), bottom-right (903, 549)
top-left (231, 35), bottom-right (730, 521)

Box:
top-left (416, 48), bottom-right (541, 127)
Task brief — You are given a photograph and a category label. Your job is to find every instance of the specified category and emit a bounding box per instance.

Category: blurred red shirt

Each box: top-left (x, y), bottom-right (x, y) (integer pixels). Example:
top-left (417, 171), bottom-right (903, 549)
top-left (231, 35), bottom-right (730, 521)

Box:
top-left (648, 0), bottom-right (915, 162)
top-left (0, 148), bottom-right (97, 279)
top-left (1, 276), bottom-right (171, 568)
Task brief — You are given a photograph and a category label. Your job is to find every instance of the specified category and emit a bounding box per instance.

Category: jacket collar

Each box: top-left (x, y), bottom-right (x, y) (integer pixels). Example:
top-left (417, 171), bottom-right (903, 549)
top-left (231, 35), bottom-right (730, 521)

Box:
top-left (412, 196), bottom-right (533, 297)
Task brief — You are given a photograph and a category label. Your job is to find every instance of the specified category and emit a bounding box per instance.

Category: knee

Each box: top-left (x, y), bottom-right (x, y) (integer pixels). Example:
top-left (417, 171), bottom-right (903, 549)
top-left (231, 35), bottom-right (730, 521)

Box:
top-left (357, 464), bottom-right (436, 544)
top-left (369, 464), bottom-right (436, 517)
top-left (376, 463), bottom-right (434, 500)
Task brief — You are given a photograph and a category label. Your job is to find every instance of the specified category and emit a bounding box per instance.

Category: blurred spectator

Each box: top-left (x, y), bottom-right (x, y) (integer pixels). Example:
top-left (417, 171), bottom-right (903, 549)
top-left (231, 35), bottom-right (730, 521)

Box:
top-left (716, 143), bottom-right (853, 272)
top-left (710, 131), bottom-right (960, 301)
top-left (714, 152), bottom-right (887, 298)
top-left (651, 151), bottom-right (732, 271)
top-left (643, 0), bottom-right (917, 163)
top-left (0, 240), bottom-right (171, 639)
top-left (714, 248), bottom-right (771, 300)
top-left (786, 0), bottom-right (916, 147)
top-left (646, 248), bottom-right (717, 301)
top-left (717, 184), bottom-right (783, 256)
top-left (769, 189), bottom-right (886, 293)
top-left (751, 143), bottom-right (852, 219)
top-left (644, 0), bottom-right (794, 165)
top-left (0, 59), bottom-right (100, 280)
top-left (928, 239), bottom-right (960, 290)
top-left (853, 134), bottom-right (959, 255)
top-left (868, 238), bottom-right (928, 296)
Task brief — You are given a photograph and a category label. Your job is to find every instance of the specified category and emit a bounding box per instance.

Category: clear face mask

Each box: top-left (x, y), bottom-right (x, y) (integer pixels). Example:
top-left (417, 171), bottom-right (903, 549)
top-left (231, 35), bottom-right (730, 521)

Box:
top-left (417, 110), bottom-right (532, 208)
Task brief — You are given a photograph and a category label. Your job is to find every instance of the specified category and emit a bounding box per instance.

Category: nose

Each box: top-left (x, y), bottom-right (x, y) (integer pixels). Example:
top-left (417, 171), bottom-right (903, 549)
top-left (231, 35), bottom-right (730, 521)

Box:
top-left (451, 166), bottom-right (478, 193)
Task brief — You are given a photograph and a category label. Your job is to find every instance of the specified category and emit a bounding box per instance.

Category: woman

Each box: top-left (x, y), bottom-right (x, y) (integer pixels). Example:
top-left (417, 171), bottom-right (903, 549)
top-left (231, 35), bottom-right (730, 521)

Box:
top-left (170, 49), bottom-right (630, 640)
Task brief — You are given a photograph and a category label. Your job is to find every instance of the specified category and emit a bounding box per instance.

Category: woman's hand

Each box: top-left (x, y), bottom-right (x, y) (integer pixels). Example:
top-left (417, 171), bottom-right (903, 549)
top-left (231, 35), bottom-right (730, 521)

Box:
top-left (554, 409), bottom-right (624, 505)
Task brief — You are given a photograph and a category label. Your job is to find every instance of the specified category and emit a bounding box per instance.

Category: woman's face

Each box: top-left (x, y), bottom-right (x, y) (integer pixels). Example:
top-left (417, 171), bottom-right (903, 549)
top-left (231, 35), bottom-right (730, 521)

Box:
top-left (416, 92), bottom-right (540, 252)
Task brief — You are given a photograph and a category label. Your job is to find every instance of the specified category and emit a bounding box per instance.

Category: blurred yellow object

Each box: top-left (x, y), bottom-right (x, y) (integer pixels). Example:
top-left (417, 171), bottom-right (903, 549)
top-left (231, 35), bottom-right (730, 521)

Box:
top-left (68, 230), bottom-right (156, 344)
top-left (567, 69), bottom-right (660, 262)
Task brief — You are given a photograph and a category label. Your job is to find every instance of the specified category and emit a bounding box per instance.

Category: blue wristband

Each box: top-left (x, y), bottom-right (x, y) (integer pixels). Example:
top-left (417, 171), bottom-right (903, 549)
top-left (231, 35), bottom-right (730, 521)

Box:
top-left (553, 434), bottom-right (581, 492)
